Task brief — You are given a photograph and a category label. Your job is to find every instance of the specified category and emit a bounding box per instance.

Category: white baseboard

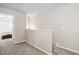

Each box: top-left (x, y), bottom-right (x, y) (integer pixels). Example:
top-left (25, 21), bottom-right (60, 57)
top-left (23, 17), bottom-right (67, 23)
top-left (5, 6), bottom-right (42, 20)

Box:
top-left (14, 40), bottom-right (25, 44)
top-left (26, 41), bottom-right (52, 55)
top-left (14, 40), bottom-right (52, 55)
top-left (56, 43), bottom-right (79, 54)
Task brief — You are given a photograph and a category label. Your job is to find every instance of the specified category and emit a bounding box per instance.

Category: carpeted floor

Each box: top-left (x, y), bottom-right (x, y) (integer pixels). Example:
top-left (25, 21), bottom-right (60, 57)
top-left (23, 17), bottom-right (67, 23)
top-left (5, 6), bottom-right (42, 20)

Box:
top-left (0, 39), bottom-right (78, 55)
top-left (53, 47), bottom-right (79, 55)
top-left (0, 39), bottom-right (46, 55)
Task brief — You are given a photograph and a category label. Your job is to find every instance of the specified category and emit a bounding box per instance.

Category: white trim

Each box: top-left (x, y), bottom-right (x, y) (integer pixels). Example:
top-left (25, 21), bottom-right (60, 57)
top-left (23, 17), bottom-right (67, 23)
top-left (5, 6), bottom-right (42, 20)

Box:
top-left (56, 43), bottom-right (79, 54)
top-left (12, 15), bottom-right (15, 43)
top-left (14, 40), bottom-right (25, 44)
top-left (26, 41), bottom-right (52, 55)
top-left (14, 40), bottom-right (53, 55)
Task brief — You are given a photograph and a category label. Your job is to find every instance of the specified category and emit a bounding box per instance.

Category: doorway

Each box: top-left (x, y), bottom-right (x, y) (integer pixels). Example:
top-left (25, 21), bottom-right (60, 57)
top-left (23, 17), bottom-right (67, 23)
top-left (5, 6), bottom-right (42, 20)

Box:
top-left (0, 13), bottom-right (15, 41)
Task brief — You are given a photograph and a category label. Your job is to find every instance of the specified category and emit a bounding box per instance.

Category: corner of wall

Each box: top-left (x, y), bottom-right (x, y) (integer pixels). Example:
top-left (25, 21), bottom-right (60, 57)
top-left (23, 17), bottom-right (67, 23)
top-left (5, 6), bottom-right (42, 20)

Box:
top-left (56, 43), bottom-right (79, 54)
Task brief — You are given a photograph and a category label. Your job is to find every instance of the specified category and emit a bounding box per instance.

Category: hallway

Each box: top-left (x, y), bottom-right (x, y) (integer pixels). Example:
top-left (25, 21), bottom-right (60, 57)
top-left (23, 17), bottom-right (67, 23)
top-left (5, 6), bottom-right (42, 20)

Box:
top-left (0, 3), bottom-right (79, 55)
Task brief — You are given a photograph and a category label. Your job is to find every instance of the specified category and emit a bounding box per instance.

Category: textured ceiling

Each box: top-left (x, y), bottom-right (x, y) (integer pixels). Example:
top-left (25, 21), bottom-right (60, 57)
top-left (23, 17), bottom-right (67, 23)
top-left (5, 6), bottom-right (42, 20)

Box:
top-left (0, 3), bottom-right (67, 15)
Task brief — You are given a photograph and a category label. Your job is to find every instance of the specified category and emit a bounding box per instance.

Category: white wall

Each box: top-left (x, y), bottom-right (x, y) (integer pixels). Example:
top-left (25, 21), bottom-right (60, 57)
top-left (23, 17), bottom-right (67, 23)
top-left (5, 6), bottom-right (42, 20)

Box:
top-left (26, 29), bottom-right (53, 54)
top-left (0, 7), bottom-right (26, 43)
top-left (28, 4), bottom-right (79, 52)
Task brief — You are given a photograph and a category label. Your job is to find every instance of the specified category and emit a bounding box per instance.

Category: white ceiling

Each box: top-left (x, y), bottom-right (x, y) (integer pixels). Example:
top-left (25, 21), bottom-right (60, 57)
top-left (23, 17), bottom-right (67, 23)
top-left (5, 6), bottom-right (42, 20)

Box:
top-left (0, 3), bottom-right (67, 15)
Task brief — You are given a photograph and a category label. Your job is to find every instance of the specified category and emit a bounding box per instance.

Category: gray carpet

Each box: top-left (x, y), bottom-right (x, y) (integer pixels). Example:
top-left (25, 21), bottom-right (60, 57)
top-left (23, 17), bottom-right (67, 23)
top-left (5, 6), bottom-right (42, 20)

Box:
top-left (0, 39), bottom-right (78, 55)
top-left (0, 39), bottom-right (46, 55)
top-left (53, 47), bottom-right (79, 55)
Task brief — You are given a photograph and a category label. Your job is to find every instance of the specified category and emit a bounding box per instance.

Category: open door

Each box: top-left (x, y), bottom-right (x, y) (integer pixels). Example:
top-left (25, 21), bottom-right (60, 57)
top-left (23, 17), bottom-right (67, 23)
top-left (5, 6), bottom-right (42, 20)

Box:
top-left (0, 13), bottom-right (15, 41)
